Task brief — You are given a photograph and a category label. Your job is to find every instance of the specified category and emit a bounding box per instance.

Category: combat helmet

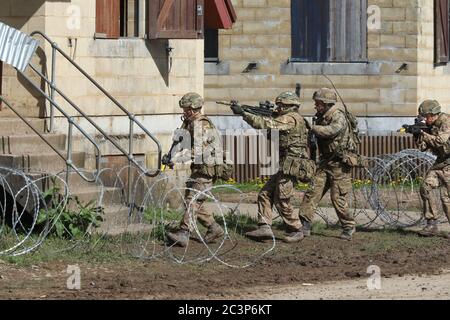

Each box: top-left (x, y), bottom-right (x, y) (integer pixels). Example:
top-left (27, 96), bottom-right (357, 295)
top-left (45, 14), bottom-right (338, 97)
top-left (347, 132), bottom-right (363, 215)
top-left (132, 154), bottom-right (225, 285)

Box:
top-left (179, 92), bottom-right (203, 109)
top-left (313, 88), bottom-right (337, 104)
top-left (418, 100), bottom-right (441, 115)
top-left (275, 91), bottom-right (300, 107)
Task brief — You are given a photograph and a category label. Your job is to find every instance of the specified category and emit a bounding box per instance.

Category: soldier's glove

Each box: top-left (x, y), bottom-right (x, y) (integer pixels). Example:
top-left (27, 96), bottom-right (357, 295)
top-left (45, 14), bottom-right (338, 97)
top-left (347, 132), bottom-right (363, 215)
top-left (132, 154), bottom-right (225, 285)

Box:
top-left (162, 154), bottom-right (174, 169)
top-left (230, 104), bottom-right (243, 115)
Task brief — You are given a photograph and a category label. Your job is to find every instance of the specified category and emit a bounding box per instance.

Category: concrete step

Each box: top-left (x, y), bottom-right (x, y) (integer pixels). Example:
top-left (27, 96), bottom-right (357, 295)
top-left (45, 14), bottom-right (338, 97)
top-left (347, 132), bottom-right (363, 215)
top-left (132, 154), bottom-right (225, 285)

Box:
top-left (1, 134), bottom-right (66, 154)
top-left (0, 118), bottom-right (46, 135)
top-left (97, 205), bottom-right (153, 235)
top-left (70, 186), bottom-right (125, 206)
top-left (0, 152), bottom-right (85, 173)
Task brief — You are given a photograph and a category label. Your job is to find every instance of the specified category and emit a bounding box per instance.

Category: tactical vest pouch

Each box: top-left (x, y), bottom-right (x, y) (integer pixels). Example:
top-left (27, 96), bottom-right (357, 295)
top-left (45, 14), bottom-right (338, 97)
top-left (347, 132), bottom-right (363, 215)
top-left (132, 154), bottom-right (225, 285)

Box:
top-left (282, 156), bottom-right (316, 183)
top-left (214, 162), bottom-right (234, 181)
top-left (342, 152), bottom-right (367, 168)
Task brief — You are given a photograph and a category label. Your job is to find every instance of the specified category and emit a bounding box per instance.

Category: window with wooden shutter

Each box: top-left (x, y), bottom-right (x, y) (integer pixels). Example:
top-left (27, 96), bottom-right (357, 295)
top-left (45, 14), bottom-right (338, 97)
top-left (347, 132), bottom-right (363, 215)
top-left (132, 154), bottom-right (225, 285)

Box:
top-left (96, 0), bottom-right (120, 39)
top-left (147, 0), bottom-right (204, 39)
top-left (435, 0), bottom-right (449, 65)
top-left (291, 0), bottom-right (367, 62)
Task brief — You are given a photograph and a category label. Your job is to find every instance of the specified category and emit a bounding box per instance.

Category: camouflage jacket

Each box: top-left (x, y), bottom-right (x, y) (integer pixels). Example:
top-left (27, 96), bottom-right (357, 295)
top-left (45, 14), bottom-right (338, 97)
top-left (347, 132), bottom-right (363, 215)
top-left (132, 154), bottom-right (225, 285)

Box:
top-left (242, 107), bottom-right (309, 161)
top-left (312, 106), bottom-right (357, 161)
top-left (177, 113), bottom-right (223, 175)
top-left (417, 112), bottom-right (450, 166)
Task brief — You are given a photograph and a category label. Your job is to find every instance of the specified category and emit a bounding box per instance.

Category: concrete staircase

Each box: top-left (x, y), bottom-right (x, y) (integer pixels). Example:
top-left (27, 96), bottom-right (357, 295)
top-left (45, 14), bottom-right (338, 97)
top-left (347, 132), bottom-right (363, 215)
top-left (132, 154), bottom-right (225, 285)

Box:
top-left (0, 117), bottom-right (131, 234)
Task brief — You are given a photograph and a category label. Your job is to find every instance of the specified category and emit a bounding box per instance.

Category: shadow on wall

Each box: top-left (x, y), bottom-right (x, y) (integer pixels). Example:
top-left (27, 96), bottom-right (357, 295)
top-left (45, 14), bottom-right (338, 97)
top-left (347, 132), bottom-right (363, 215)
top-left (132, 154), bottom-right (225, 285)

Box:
top-left (145, 39), bottom-right (170, 87)
top-left (17, 46), bottom-right (49, 118)
top-left (0, 0), bottom-right (71, 30)
top-left (1, 0), bottom-right (70, 116)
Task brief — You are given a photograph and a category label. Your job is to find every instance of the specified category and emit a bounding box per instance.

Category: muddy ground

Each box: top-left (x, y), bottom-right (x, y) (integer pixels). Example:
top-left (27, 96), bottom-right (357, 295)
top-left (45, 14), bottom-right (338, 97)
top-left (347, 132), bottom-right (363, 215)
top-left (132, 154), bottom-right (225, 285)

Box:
top-left (1, 226), bottom-right (450, 300)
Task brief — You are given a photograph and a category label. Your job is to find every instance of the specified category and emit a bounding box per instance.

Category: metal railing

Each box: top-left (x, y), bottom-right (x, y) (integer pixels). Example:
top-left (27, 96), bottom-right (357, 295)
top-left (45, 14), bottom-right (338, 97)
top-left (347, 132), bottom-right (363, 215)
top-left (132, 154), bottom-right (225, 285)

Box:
top-left (0, 95), bottom-right (101, 183)
top-left (27, 31), bottom-right (162, 203)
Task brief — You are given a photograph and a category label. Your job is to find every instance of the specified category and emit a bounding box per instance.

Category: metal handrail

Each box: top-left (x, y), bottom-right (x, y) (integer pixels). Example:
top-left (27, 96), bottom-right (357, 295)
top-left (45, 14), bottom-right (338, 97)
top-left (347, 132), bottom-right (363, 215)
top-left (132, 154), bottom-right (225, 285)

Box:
top-left (30, 31), bottom-right (162, 180)
top-left (0, 95), bottom-right (101, 183)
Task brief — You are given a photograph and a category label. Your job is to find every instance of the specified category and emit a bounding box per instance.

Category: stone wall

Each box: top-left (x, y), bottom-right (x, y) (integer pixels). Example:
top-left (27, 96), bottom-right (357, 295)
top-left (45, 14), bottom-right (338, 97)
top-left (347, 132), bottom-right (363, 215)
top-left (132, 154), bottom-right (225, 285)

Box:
top-left (1, 0), bottom-right (205, 168)
top-left (204, 0), bottom-right (431, 134)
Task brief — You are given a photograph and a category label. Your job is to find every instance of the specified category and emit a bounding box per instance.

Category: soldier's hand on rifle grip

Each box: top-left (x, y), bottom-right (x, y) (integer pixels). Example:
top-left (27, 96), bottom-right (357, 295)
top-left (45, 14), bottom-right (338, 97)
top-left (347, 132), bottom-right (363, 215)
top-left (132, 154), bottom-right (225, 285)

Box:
top-left (230, 104), bottom-right (243, 115)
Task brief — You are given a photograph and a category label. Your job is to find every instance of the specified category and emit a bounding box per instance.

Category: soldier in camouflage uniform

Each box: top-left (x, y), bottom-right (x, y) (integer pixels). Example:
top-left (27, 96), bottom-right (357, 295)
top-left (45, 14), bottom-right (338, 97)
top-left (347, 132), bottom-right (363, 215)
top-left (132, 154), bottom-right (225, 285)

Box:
top-left (298, 88), bottom-right (358, 241)
top-left (166, 92), bottom-right (225, 247)
top-left (416, 100), bottom-right (450, 238)
top-left (231, 92), bottom-right (309, 243)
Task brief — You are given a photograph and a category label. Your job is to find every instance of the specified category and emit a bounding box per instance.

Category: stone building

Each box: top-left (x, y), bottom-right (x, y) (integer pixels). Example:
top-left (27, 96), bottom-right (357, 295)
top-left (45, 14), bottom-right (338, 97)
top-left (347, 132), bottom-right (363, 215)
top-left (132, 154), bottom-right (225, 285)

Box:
top-left (204, 0), bottom-right (450, 134)
top-left (0, 0), bottom-right (236, 168)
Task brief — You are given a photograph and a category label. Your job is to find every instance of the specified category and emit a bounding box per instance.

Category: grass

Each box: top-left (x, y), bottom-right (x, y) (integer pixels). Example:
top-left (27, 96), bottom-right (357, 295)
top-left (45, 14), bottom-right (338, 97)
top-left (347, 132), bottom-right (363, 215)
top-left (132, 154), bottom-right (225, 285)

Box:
top-left (0, 233), bottom-right (132, 267)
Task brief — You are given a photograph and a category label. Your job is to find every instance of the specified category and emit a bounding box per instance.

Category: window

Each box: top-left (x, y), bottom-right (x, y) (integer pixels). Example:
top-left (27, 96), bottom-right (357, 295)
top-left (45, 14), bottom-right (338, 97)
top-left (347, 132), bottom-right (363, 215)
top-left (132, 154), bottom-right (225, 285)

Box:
top-left (435, 0), bottom-right (449, 65)
top-left (147, 0), bottom-right (204, 39)
top-left (204, 28), bottom-right (218, 62)
top-left (95, 0), bottom-right (204, 40)
top-left (120, 0), bottom-right (140, 37)
top-left (291, 0), bottom-right (367, 62)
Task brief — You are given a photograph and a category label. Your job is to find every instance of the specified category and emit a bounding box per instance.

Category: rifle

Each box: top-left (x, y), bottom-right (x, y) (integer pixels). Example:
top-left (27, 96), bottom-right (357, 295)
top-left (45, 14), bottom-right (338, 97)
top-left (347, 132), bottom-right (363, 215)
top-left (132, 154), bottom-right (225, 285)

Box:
top-left (401, 116), bottom-right (431, 136)
top-left (216, 100), bottom-right (275, 117)
top-left (294, 82), bottom-right (317, 162)
top-left (162, 135), bottom-right (184, 169)
top-left (306, 116), bottom-right (318, 162)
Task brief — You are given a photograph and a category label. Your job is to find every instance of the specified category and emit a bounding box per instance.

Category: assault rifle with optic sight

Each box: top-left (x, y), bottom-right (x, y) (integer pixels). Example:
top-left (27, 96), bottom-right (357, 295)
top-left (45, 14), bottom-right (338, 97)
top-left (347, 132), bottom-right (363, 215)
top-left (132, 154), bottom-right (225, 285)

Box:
top-left (216, 100), bottom-right (276, 117)
top-left (400, 116), bottom-right (431, 136)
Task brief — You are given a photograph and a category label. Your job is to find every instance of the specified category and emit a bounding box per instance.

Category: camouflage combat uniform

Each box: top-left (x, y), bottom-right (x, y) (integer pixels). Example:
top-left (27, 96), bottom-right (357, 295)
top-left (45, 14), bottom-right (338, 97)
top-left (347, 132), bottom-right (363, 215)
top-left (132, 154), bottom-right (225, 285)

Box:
top-left (243, 107), bottom-right (309, 232)
top-left (416, 100), bottom-right (450, 235)
top-left (178, 112), bottom-right (222, 231)
top-left (299, 88), bottom-right (358, 238)
top-left (167, 93), bottom-right (225, 246)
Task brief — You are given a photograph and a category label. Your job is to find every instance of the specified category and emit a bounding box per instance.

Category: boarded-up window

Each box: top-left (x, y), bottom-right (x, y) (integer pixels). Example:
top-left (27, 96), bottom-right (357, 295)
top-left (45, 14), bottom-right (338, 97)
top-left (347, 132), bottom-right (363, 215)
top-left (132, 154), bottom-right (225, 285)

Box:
top-left (291, 0), bottom-right (367, 62)
top-left (147, 0), bottom-right (204, 39)
top-left (96, 0), bottom-right (120, 38)
top-left (435, 0), bottom-right (449, 65)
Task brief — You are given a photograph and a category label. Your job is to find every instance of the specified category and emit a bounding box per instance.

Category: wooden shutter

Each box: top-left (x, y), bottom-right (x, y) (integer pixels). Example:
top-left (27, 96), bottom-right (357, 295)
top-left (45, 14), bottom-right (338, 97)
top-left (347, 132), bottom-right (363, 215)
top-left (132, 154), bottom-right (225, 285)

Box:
top-left (147, 0), bottom-right (204, 39)
top-left (96, 0), bottom-right (120, 38)
top-left (435, 0), bottom-right (449, 64)
top-left (329, 0), bottom-right (367, 62)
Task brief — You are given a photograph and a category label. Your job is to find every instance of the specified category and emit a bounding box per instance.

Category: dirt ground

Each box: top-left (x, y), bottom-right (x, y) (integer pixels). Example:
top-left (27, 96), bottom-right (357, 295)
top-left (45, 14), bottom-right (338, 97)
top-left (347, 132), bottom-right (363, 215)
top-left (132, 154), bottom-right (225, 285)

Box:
top-left (1, 226), bottom-right (450, 300)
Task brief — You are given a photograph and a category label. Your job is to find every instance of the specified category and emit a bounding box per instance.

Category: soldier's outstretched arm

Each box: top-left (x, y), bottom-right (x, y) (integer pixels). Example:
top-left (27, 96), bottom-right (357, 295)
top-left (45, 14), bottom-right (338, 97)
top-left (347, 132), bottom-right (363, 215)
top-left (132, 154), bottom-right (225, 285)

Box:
top-left (242, 112), bottom-right (295, 130)
top-left (311, 111), bottom-right (346, 138)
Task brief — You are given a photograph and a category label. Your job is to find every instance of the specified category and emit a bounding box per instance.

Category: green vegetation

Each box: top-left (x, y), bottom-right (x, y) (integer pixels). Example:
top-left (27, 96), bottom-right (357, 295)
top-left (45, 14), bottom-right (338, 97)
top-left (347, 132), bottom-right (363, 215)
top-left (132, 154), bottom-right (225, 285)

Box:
top-left (36, 184), bottom-right (104, 239)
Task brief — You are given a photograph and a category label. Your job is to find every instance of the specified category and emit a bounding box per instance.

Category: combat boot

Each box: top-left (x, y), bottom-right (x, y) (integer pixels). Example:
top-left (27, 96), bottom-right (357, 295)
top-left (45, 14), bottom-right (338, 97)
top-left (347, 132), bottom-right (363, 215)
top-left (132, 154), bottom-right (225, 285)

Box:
top-left (419, 220), bottom-right (439, 237)
top-left (282, 229), bottom-right (304, 243)
top-left (340, 227), bottom-right (355, 241)
top-left (300, 217), bottom-right (311, 237)
top-left (245, 224), bottom-right (274, 241)
top-left (204, 223), bottom-right (224, 243)
top-left (167, 229), bottom-right (189, 247)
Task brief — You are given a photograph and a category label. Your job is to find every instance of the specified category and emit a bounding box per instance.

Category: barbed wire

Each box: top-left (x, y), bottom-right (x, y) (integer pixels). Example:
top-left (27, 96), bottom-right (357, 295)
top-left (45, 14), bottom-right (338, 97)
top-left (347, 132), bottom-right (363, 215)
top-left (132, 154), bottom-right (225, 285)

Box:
top-left (0, 149), bottom-right (446, 267)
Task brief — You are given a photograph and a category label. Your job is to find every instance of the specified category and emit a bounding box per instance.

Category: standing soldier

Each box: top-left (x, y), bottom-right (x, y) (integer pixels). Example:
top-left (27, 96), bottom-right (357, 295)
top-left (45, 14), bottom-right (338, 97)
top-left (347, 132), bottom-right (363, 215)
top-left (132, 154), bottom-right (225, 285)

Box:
top-left (298, 88), bottom-right (359, 241)
top-left (165, 92), bottom-right (229, 247)
top-left (231, 92), bottom-right (312, 243)
top-left (416, 100), bottom-right (450, 237)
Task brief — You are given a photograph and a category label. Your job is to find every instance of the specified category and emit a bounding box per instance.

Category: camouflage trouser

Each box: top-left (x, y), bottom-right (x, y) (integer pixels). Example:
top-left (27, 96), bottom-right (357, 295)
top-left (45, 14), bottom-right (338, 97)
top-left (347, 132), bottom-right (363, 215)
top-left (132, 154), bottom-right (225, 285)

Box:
top-left (420, 165), bottom-right (450, 222)
top-left (299, 161), bottom-right (355, 230)
top-left (257, 171), bottom-right (301, 231)
top-left (180, 172), bottom-right (215, 231)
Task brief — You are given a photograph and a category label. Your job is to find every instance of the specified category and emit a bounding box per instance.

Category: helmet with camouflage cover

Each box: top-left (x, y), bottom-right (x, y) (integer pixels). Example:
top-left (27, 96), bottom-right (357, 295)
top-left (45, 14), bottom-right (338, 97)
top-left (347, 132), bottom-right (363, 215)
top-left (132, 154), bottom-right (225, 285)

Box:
top-left (313, 88), bottom-right (337, 104)
top-left (275, 91), bottom-right (300, 107)
top-left (418, 99), bottom-right (441, 115)
top-left (179, 92), bottom-right (203, 109)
